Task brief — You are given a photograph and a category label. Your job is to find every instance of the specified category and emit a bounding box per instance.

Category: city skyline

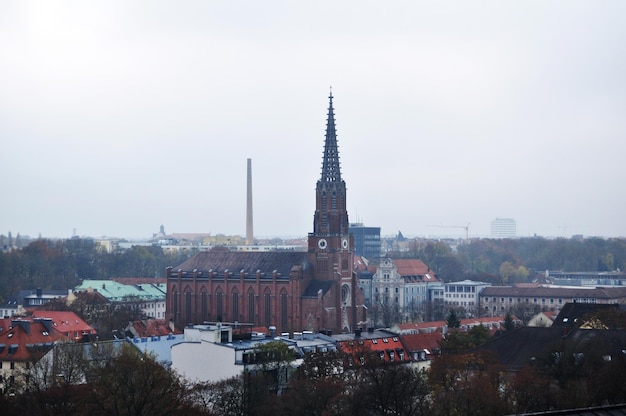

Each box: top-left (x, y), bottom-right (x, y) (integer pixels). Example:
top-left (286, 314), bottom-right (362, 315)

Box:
top-left (2, 2), bottom-right (625, 240)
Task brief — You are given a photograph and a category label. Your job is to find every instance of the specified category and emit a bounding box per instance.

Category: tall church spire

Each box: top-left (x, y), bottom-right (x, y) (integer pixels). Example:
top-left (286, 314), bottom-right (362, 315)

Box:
top-left (311, 90), bottom-right (349, 237)
top-left (320, 89), bottom-right (342, 183)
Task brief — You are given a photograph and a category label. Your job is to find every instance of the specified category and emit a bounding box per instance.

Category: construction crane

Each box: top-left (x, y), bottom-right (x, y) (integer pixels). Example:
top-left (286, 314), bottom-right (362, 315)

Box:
top-left (428, 223), bottom-right (471, 239)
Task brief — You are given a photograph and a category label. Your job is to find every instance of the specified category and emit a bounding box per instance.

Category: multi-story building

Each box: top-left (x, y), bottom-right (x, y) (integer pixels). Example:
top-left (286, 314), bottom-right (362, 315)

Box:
top-left (443, 280), bottom-right (491, 316)
top-left (73, 279), bottom-right (167, 319)
top-left (166, 93), bottom-right (366, 334)
top-left (490, 218), bottom-right (517, 238)
top-left (349, 223), bottom-right (381, 261)
top-left (0, 317), bottom-right (70, 392)
top-left (479, 285), bottom-right (626, 316)
top-left (366, 258), bottom-right (441, 323)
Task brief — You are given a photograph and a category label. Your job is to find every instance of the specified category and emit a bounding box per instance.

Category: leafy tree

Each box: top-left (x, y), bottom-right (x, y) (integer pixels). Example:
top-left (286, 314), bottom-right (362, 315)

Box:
top-left (439, 330), bottom-right (474, 355)
top-left (585, 307), bottom-right (626, 329)
top-left (511, 365), bottom-right (552, 413)
top-left (503, 312), bottom-right (516, 331)
top-left (188, 376), bottom-right (248, 416)
top-left (352, 363), bottom-right (430, 416)
top-left (84, 343), bottom-right (191, 416)
top-left (499, 261), bottom-right (517, 285)
top-left (468, 325), bottom-right (491, 347)
top-left (446, 309), bottom-right (461, 328)
top-left (280, 350), bottom-right (348, 416)
top-left (428, 351), bottom-right (509, 416)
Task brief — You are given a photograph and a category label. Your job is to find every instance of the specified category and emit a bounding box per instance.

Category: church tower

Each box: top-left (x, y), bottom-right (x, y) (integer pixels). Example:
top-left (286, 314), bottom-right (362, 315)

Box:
top-left (308, 90), bottom-right (357, 332)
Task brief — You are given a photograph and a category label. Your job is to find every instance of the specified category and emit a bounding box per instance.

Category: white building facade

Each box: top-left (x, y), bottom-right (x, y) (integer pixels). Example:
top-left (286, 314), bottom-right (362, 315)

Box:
top-left (444, 280), bottom-right (492, 316)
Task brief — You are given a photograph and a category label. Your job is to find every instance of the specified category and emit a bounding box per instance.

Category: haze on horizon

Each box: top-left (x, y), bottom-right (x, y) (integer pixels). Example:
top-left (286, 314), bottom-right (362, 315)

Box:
top-left (1, 1), bottom-right (625, 241)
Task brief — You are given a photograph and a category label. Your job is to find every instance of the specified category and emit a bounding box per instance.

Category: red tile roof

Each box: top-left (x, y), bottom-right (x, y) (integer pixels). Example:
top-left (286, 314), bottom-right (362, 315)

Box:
top-left (128, 319), bottom-right (180, 337)
top-left (0, 318), bottom-right (69, 362)
top-left (338, 335), bottom-right (410, 366)
top-left (394, 316), bottom-right (509, 335)
top-left (30, 311), bottom-right (96, 341)
top-left (392, 259), bottom-right (433, 277)
top-left (400, 332), bottom-right (442, 360)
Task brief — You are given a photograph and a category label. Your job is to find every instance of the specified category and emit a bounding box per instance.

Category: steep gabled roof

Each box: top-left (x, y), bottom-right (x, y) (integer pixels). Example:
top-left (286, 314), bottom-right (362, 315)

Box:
top-left (173, 250), bottom-right (311, 278)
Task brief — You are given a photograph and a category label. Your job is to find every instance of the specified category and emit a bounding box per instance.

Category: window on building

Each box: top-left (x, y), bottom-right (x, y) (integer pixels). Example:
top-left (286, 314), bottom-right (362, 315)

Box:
top-left (281, 292), bottom-right (288, 330)
top-left (185, 290), bottom-right (192, 324)
top-left (216, 291), bottom-right (223, 320)
top-left (264, 292), bottom-right (271, 327)
top-left (248, 291), bottom-right (255, 323)
top-left (201, 290), bottom-right (208, 320)
top-left (232, 290), bottom-right (239, 321)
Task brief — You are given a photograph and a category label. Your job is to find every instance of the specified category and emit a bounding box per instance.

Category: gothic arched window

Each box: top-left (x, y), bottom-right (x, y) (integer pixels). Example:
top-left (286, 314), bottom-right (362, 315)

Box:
top-left (264, 290), bottom-right (272, 328)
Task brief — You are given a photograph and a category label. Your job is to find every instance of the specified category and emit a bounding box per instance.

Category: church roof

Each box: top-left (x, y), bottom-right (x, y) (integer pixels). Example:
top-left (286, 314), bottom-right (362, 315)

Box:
top-left (173, 250), bottom-right (311, 278)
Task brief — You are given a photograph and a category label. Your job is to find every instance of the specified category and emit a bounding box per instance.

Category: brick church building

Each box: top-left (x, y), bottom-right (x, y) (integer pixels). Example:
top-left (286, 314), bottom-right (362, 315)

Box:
top-left (166, 93), bottom-right (366, 334)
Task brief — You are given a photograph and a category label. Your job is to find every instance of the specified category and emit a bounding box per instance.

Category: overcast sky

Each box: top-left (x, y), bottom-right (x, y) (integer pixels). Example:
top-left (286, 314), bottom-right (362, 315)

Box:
top-left (1, 1), bottom-right (625, 241)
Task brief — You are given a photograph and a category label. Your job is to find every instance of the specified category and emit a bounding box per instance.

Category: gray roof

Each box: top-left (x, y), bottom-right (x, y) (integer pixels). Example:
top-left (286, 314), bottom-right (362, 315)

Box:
top-left (172, 250), bottom-right (311, 279)
top-left (473, 327), bottom-right (626, 371)
top-left (481, 286), bottom-right (626, 299)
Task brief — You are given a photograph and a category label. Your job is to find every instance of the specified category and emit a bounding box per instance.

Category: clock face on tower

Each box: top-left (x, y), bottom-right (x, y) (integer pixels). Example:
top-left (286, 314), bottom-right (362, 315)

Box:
top-left (318, 239), bottom-right (327, 249)
top-left (342, 238), bottom-right (348, 249)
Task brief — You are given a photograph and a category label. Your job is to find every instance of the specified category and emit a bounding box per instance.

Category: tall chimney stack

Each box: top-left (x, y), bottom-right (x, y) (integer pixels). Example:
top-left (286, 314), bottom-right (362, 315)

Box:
top-left (246, 158), bottom-right (254, 245)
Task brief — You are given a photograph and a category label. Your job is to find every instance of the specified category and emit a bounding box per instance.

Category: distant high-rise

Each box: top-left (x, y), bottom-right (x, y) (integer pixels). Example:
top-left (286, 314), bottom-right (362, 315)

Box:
top-left (491, 218), bottom-right (517, 238)
top-left (246, 158), bottom-right (254, 245)
top-left (349, 223), bottom-right (381, 261)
